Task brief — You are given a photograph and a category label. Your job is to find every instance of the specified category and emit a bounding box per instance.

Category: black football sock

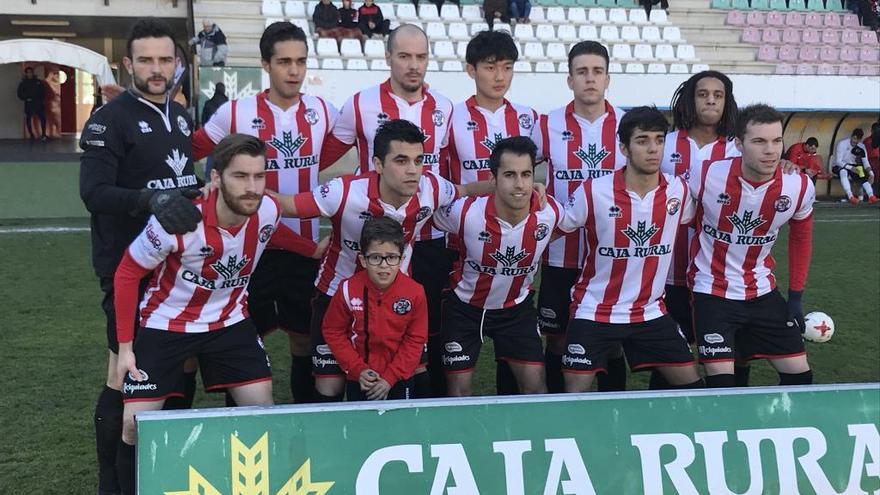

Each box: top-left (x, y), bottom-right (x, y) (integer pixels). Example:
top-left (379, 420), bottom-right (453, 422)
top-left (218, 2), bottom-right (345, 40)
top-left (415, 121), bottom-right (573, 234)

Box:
top-left (95, 386), bottom-right (123, 494)
top-left (734, 364), bottom-right (752, 387)
top-left (413, 370), bottom-right (432, 398)
top-left (779, 370), bottom-right (813, 385)
top-left (291, 355), bottom-right (316, 404)
top-left (705, 374), bottom-right (736, 388)
top-left (674, 378), bottom-right (705, 389)
top-left (427, 336), bottom-right (447, 397)
top-left (544, 349), bottom-right (564, 393)
top-left (163, 371), bottom-right (197, 410)
top-left (649, 370), bottom-right (671, 390)
top-left (224, 390), bottom-right (237, 407)
top-left (116, 440), bottom-right (136, 495)
top-left (496, 361), bottom-right (520, 395)
top-left (597, 355), bottom-right (627, 392)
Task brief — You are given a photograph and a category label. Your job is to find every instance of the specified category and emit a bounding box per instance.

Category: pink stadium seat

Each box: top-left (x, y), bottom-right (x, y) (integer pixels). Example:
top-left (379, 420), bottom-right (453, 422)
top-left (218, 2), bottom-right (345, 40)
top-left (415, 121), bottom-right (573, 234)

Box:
top-left (758, 45), bottom-right (779, 61)
top-left (799, 46), bottom-right (819, 62)
top-left (821, 29), bottom-right (840, 45)
top-left (762, 28), bottom-right (782, 44)
top-left (838, 63), bottom-right (859, 75)
top-left (727, 11), bottom-right (747, 26)
top-left (782, 28), bottom-right (801, 44)
top-left (840, 29), bottom-right (859, 45)
top-left (822, 13), bottom-right (841, 28)
top-left (746, 11), bottom-right (767, 25)
top-left (840, 46), bottom-right (859, 62)
top-left (742, 27), bottom-right (761, 43)
top-left (804, 12), bottom-right (822, 28)
top-left (784, 12), bottom-right (804, 27)
top-left (775, 63), bottom-right (795, 74)
top-left (859, 64), bottom-right (880, 76)
top-left (861, 31), bottom-right (880, 46)
top-left (779, 44), bottom-right (798, 61)
top-left (817, 63), bottom-right (837, 75)
top-left (802, 29), bottom-right (820, 44)
top-left (766, 11), bottom-right (785, 26)
top-left (860, 47), bottom-right (880, 62)
top-left (819, 46), bottom-right (839, 62)
top-left (842, 13), bottom-right (860, 28)
top-left (796, 63), bottom-right (816, 75)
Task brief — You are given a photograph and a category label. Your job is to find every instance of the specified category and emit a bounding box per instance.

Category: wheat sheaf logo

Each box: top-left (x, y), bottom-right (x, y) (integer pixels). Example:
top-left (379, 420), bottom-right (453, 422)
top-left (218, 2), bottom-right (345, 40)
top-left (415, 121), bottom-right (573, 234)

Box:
top-left (165, 433), bottom-right (334, 494)
top-left (574, 144), bottom-right (610, 169)
top-left (268, 131), bottom-right (308, 158)
top-left (622, 221), bottom-right (659, 247)
top-left (211, 255), bottom-right (250, 279)
top-left (727, 210), bottom-right (766, 235)
top-left (490, 246), bottom-right (528, 267)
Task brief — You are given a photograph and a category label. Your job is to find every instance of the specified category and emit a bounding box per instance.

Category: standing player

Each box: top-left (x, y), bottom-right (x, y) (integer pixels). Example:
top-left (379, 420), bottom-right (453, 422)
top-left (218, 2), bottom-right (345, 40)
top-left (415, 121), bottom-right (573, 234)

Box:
top-left (435, 137), bottom-right (556, 396)
top-left (321, 24), bottom-right (454, 397)
top-left (444, 30), bottom-right (540, 395)
top-left (79, 18), bottom-right (201, 495)
top-left (558, 107), bottom-right (703, 392)
top-left (689, 104), bottom-right (815, 388)
top-left (191, 21), bottom-right (337, 404)
top-left (834, 128), bottom-right (877, 204)
top-left (537, 41), bottom-right (628, 393)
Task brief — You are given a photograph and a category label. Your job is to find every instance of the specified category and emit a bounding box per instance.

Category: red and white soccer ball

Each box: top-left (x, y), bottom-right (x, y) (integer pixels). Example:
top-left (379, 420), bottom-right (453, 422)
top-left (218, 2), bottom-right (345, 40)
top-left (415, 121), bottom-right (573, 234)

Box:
top-left (803, 311), bottom-right (835, 343)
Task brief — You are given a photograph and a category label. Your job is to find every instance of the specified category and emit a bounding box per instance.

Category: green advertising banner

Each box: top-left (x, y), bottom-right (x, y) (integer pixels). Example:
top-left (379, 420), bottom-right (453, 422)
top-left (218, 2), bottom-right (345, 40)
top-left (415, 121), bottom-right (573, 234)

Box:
top-left (137, 384), bottom-right (879, 494)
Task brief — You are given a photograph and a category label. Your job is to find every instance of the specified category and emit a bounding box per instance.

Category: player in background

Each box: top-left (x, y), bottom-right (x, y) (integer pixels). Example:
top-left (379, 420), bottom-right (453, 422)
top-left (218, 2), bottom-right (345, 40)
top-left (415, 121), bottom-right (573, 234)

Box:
top-left (444, 30), bottom-right (540, 395)
top-left (834, 128), bottom-right (877, 204)
top-left (322, 217), bottom-right (428, 401)
top-left (785, 137), bottom-right (826, 179)
top-left (79, 18), bottom-right (202, 495)
top-left (321, 24), bottom-right (454, 397)
top-left (689, 104), bottom-right (815, 389)
top-left (558, 107), bottom-right (704, 392)
top-left (537, 41), bottom-right (628, 394)
top-left (191, 21), bottom-right (337, 404)
top-left (112, 135), bottom-right (319, 495)
top-left (435, 136), bottom-right (556, 396)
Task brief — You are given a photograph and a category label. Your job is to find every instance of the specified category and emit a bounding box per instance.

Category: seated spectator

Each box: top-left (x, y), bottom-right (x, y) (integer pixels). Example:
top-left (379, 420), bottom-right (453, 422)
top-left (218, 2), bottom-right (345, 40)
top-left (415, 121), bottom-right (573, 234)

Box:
top-left (359, 0), bottom-right (391, 38)
top-left (338, 0), bottom-right (366, 41)
top-left (484, 0), bottom-right (509, 30)
top-left (314, 0), bottom-right (342, 38)
top-left (864, 122), bottom-right (880, 184)
top-left (508, 0), bottom-right (531, 23)
top-left (190, 19), bottom-right (228, 67)
top-left (640, 0), bottom-right (669, 20)
top-left (785, 137), bottom-right (828, 179)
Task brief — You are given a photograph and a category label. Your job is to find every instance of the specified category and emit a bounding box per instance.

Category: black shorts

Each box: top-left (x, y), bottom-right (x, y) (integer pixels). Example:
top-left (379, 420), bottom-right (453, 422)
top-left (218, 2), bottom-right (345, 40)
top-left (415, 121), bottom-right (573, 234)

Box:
top-left (247, 249), bottom-right (319, 335)
top-left (121, 319), bottom-right (271, 403)
top-left (537, 265), bottom-right (580, 336)
top-left (664, 284), bottom-right (695, 343)
top-left (310, 292), bottom-right (343, 376)
top-left (441, 293), bottom-right (545, 373)
top-left (411, 237), bottom-right (454, 335)
top-left (562, 315), bottom-right (695, 374)
top-left (345, 378), bottom-right (414, 401)
top-left (100, 275), bottom-right (149, 354)
top-left (693, 290), bottom-right (806, 363)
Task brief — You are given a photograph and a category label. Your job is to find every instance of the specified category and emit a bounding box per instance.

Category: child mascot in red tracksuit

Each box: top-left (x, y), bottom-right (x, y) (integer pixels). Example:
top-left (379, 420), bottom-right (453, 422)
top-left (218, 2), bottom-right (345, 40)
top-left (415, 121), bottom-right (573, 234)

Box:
top-left (323, 216), bottom-right (428, 400)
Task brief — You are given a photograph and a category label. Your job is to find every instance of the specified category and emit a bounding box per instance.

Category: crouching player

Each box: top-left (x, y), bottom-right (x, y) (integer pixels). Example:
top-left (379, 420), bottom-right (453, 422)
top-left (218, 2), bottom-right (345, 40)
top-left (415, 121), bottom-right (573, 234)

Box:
top-left (112, 135), bottom-right (320, 495)
top-left (322, 217), bottom-right (428, 400)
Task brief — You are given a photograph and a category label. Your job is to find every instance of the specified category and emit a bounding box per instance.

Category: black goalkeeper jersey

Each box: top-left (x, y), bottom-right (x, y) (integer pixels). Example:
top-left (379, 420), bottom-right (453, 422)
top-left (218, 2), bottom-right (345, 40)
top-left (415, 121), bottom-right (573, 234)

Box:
top-left (79, 90), bottom-right (199, 277)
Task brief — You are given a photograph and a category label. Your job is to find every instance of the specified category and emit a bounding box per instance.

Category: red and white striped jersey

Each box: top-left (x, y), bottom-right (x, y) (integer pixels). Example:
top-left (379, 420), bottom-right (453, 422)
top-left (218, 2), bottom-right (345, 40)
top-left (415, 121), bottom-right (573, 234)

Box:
top-left (688, 157), bottom-right (815, 300)
top-left (434, 193), bottom-right (561, 309)
top-left (445, 97), bottom-right (539, 185)
top-left (559, 169), bottom-right (696, 324)
top-left (203, 91), bottom-right (337, 243)
top-left (540, 101), bottom-right (627, 269)
top-left (127, 191), bottom-right (281, 333)
top-left (660, 129), bottom-right (740, 286)
top-left (300, 170), bottom-right (459, 296)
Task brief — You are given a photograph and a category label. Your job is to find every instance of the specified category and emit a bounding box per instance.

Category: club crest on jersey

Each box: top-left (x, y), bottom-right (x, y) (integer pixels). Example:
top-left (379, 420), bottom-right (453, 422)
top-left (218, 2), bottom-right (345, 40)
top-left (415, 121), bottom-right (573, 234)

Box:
top-left (623, 221), bottom-right (659, 246)
top-left (268, 131), bottom-right (307, 158)
top-left (608, 205), bottom-right (622, 218)
top-left (415, 206), bottom-right (432, 222)
top-left (259, 225), bottom-right (275, 243)
top-left (666, 197), bottom-right (681, 216)
top-left (199, 245), bottom-right (215, 257)
top-left (561, 130), bottom-right (574, 142)
top-left (478, 230), bottom-right (492, 243)
top-left (393, 298), bottom-right (412, 315)
top-left (481, 132), bottom-right (504, 153)
top-left (432, 109), bottom-right (445, 127)
top-left (518, 113), bottom-right (534, 130)
top-left (574, 144), bottom-right (610, 169)
top-left (304, 108), bottom-right (320, 125)
top-left (490, 246), bottom-right (528, 267)
top-left (211, 254), bottom-right (250, 279)
top-left (670, 151), bottom-right (682, 164)
top-left (251, 117), bottom-right (266, 130)
top-left (377, 112), bottom-right (390, 125)
top-left (177, 115), bottom-right (191, 137)
top-left (358, 211), bottom-right (373, 221)
top-left (534, 223), bottom-right (550, 241)
top-left (774, 195), bottom-right (792, 212)
top-left (320, 184), bottom-right (331, 198)
top-left (165, 149), bottom-right (189, 177)
top-left (138, 121), bottom-right (152, 133)
top-left (466, 120), bottom-right (479, 132)
top-left (717, 192), bottom-right (731, 205)
top-left (727, 210), bottom-right (766, 235)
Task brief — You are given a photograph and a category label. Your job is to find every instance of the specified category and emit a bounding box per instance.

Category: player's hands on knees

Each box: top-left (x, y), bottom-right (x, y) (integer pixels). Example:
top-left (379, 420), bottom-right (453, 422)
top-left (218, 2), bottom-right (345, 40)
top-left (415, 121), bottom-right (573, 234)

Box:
top-left (116, 344), bottom-right (142, 389)
top-left (359, 369), bottom-right (379, 391)
top-left (786, 290), bottom-right (805, 334)
top-left (313, 236), bottom-right (331, 259)
top-left (366, 378), bottom-right (391, 400)
top-left (141, 189), bottom-right (203, 234)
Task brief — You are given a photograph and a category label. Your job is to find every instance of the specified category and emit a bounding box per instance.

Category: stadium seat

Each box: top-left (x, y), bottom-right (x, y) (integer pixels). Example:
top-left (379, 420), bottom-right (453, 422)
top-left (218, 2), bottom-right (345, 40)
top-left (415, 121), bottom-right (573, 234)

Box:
top-left (608, 62), bottom-right (623, 73)
top-left (579, 25), bottom-right (599, 40)
top-left (514, 23), bottom-right (536, 41)
top-left (789, 0), bottom-right (807, 9)
top-left (292, 18), bottom-right (312, 35)
top-left (569, 8), bottom-right (588, 23)
top-left (530, 6), bottom-right (546, 22)
top-left (316, 38), bottom-right (339, 57)
top-left (712, 0), bottom-right (731, 8)
top-left (396, 3), bottom-right (418, 20)
top-left (691, 63), bottom-right (711, 72)
top-left (732, 0), bottom-right (750, 8)
top-left (819, 46), bottom-right (839, 62)
top-left (782, 28), bottom-right (801, 43)
top-left (746, 11), bottom-right (767, 25)
top-left (496, 23), bottom-right (512, 35)
top-left (650, 9), bottom-right (669, 24)
top-left (655, 44), bottom-right (676, 60)
top-left (284, 0), bottom-right (306, 18)
top-left (558, 61), bottom-right (569, 72)
top-left (321, 58), bottom-right (344, 69)
top-left (634, 44), bottom-right (653, 60)
top-left (448, 23), bottom-right (470, 41)
top-left (598, 0), bottom-right (617, 7)
top-left (642, 26), bottom-right (661, 42)
top-left (778, 44), bottom-right (798, 61)
top-left (433, 40), bottom-right (455, 59)
top-left (513, 61), bottom-right (532, 72)
top-left (364, 39), bottom-right (385, 58)
top-left (536, 24), bottom-right (556, 41)
top-left (840, 29), bottom-right (858, 45)
top-left (307, 37), bottom-right (315, 53)
top-left (523, 42), bottom-right (545, 60)
top-left (799, 46), bottom-right (819, 61)
top-left (775, 63), bottom-right (795, 74)
top-left (441, 60), bottom-right (463, 71)
top-left (762, 28), bottom-right (781, 44)
top-left (470, 22), bottom-right (490, 36)
top-left (625, 63), bottom-right (645, 73)
top-left (440, 3), bottom-right (459, 19)
top-left (265, 17), bottom-right (284, 29)
top-left (370, 59), bottom-right (390, 70)
top-left (629, 9), bottom-right (649, 24)
top-left (757, 45), bottom-right (779, 61)
top-left (796, 63), bottom-right (816, 74)
top-left (784, 11), bottom-right (804, 26)
top-left (577, 0), bottom-right (598, 6)
top-left (422, 60), bottom-right (437, 72)
top-left (559, 25), bottom-right (579, 42)
top-left (726, 11), bottom-right (747, 26)
top-left (751, 0), bottom-right (770, 9)
top-left (860, 47), bottom-right (880, 62)
top-left (861, 30), bottom-right (880, 46)
top-left (645, 62), bottom-right (665, 73)
top-left (742, 27), bottom-right (761, 43)
top-left (547, 7), bottom-right (567, 23)
top-left (676, 44), bottom-right (697, 60)
top-left (547, 42), bottom-right (567, 61)
top-left (669, 63), bottom-right (689, 73)
top-left (307, 58), bottom-right (318, 69)
top-left (600, 25), bottom-right (620, 42)
top-left (842, 13), bottom-right (860, 28)
top-left (823, 12), bottom-right (842, 27)
top-left (804, 12), bottom-right (822, 27)
top-left (559, 0), bottom-right (579, 7)
top-left (840, 45), bottom-right (859, 62)
top-left (621, 26), bottom-right (641, 42)
top-left (262, 0), bottom-right (284, 17)
top-left (821, 29), bottom-right (839, 45)
top-left (307, 0), bottom-right (319, 16)
top-left (806, 0), bottom-right (826, 10)
top-left (609, 8), bottom-right (628, 24)
top-left (383, 4), bottom-right (398, 21)
top-left (766, 11), bottom-right (785, 26)
top-left (462, 5), bottom-right (482, 20)
top-left (588, 8), bottom-right (608, 24)
top-left (816, 63), bottom-right (837, 75)
top-left (802, 28), bottom-right (820, 44)
top-left (340, 38), bottom-right (363, 57)
top-left (427, 22), bottom-right (447, 40)
top-left (826, 0), bottom-right (843, 9)
top-left (389, 20), bottom-right (401, 30)
top-left (535, 61), bottom-right (556, 72)
top-left (419, 4), bottom-right (440, 20)
top-left (837, 62), bottom-right (859, 74)
top-left (612, 44), bottom-right (633, 60)
top-left (455, 41), bottom-right (468, 58)
top-left (770, 0), bottom-right (787, 9)
top-left (662, 26), bottom-right (682, 43)
top-left (858, 64), bottom-right (879, 76)
top-left (347, 58), bottom-right (369, 70)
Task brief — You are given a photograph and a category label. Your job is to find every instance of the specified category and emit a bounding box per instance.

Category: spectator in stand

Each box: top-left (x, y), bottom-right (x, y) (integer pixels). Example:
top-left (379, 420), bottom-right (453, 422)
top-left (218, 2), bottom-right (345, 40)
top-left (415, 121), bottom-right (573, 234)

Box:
top-left (338, 0), bottom-right (366, 41)
top-left (640, 0), bottom-right (669, 20)
top-left (864, 122), bottom-right (880, 183)
top-left (410, 0), bottom-right (460, 14)
top-left (190, 19), bottom-right (228, 66)
top-left (314, 0), bottom-right (342, 38)
top-left (359, 0), bottom-right (391, 38)
top-left (201, 83), bottom-right (227, 128)
top-left (508, 0), bottom-right (531, 23)
top-left (484, 0), bottom-right (509, 30)
top-left (785, 137), bottom-right (827, 179)
top-left (16, 67), bottom-right (47, 141)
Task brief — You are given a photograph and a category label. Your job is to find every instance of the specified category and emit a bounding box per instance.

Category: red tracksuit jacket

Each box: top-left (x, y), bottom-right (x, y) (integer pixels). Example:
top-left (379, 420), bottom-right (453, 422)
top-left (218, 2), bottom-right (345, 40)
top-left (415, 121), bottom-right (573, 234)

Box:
top-left (322, 270), bottom-right (428, 387)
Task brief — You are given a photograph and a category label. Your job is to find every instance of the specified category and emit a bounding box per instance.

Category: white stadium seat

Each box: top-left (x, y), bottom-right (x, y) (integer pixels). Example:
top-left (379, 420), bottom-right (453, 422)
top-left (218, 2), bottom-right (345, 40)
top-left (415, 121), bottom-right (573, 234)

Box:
top-left (307, 1), bottom-right (319, 16)
top-left (427, 60), bottom-right (440, 71)
top-left (568, 8), bottom-right (587, 24)
top-left (634, 44), bottom-right (653, 60)
top-left (600, 25), bottom-right (620, 42)
top-left (316, 38), bottom-right (339, 57)
top-left (611, 44), bottom-right (633, 60)
top-left (364, 39), bottom-right (385, 58)
top-left (608, 62), bottom-right (623, 73)
top-left (609, 8), bottom-right (628, 24)
top-left (262, 0), bottom-right (284, 17)
top-left (347, 59), bottom-right (368, 70)
top-left (558, 61), bottom-right (569, 73)
top-left (588, 8), bottom-right (607, 24)
top-left (456, 41), bottom-right (468, 58)
top-left (448, 23), bottom-right (470, 41)
top-left (513, 61), bottom-right (532, 72)
top-left (442, 60), bottom-right (463, 71)
top-left (662, 26), bottom-right (682, 43)
top-left (536, 24), bottom-right (556, 41)
top-left (440, 4), bottom-right (459, 20)
top-left (418, 4), bottom-right (440, 20)
top-left (383, 4), bottom-right (397, 20)
top-left (655, 44), bottom-right (675, 61)
top-left (433, 40), bottom-right (455, 59)
top-left (291, 18), bottom-right (311, 36)
top-left (621, 26), bottom-right (640, 42)
top-left (470, 22), bottom-right (490, 36)
top-left (265, 17), bottom-right (284, 28)
top-left (651, 10), bottom-right (669, 24)
top-left (625, 63), bottom-right (645, 73)
top-left (307, 58), bottom-right (318, 69)
top-left (389, 20), bottom-right (401, 30)
top-left (629, 9), bottom-right (649, 25)
top-left (535, 61), bottom-right (556, 72)
top-left (530, 6), bottom-right (546, 22)
top-left (340, 39), bottom-right (363, 57)
top-left (284, 0), bottom-right (306, 18)
top-left (462, 5), bottom-right (482, 21)
top-left (426, 22), bottom-right (447, 40)
top-left (579, 25), bottom-right (598, 40)
top-left (321, 58), bottom-right (343, 69)
top-left (546, 42), bottom-right (567, 61)
top-left (692, 63), bottom-right (711, 72)
top-left (523, 42), bottom-right (546, 60)
top-left (546, 7), bottom-right (566, 23)
top-left (677, 44), bottom-right (697, 60)
top-left (396, 3), bottom-right (418, 21)
top-left (370, 59), bottom-right (390, 70)
top-left (514, 23), bottom-right (536, 41)
top-left (307, 37), bottom-right (315, 53)
top-left (495, 23), bottom-right (512, 34)
top-left (642, 26), bottom-right (661, 43)
top-left (558, 25), bottom-right (578, 42)
top-left (669, 63), bottom-right (689, 73)
top-left (647, 63), bottom-right (667, 73)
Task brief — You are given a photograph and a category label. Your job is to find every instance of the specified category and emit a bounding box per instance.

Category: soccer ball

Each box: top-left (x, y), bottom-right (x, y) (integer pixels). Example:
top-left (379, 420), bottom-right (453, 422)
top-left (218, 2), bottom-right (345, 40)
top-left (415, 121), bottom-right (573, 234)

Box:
top-left (803, 312), bottom-right (835, 343)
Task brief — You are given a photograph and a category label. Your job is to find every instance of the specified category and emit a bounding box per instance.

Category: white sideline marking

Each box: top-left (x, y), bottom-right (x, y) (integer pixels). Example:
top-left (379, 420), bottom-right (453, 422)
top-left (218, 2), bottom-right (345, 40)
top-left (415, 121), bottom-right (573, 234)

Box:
top-left (0, 226), bottom-right (90, 234)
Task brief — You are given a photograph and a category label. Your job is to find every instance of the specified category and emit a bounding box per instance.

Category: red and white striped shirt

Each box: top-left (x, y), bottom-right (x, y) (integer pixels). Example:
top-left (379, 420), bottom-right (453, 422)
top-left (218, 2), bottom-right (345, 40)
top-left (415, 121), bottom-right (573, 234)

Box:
top-left (445, 97), bottom-right (539, 185)
top-left (125, 191), bottom-right (281, 335)
top-left (294, 170), bottom-right (459, 296)
top-left (688, 157), bottom-right (815, 300)
top-left (203, 91), bottom-right (337, 243)
top-left (660, 129), bottom-right (740, 286)
top-left (434, 193), bottom-right (561, 309)
top-left (559, 169), bottom-right (696, 324)
top-left (540, 101), bottom-right (626, 269)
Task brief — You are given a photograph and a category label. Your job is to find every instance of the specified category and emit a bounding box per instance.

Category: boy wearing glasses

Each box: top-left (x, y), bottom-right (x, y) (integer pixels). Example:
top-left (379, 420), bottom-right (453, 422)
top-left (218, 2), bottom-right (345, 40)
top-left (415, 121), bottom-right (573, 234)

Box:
top-left (322, 217), bottom-right (428, 400)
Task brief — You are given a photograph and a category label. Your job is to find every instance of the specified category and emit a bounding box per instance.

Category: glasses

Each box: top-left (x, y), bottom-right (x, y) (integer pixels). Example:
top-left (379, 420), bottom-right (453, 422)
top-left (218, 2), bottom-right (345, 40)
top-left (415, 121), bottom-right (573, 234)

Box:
top-left (363, 253), bottom-right (402, 266)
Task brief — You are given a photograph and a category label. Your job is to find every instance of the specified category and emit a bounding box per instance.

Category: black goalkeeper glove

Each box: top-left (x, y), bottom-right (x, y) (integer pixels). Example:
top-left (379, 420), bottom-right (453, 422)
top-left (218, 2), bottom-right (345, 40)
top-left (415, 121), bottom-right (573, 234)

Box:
top-left (786, 290), bottom-right (805, 334)
top-left (137, 188), bottom-right (202, 234)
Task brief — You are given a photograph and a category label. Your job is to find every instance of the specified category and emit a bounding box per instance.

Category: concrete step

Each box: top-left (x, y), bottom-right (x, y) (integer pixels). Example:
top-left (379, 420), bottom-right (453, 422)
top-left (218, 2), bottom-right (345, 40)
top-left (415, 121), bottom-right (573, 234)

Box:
top-left (693, 43), bottom-right (757, 62)
top-left (667, 9), bottom-right (729, 27)
top-left (195, 0), bottom-right (262, 16)
top-left (682, 26), bottom-right (746, 45)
